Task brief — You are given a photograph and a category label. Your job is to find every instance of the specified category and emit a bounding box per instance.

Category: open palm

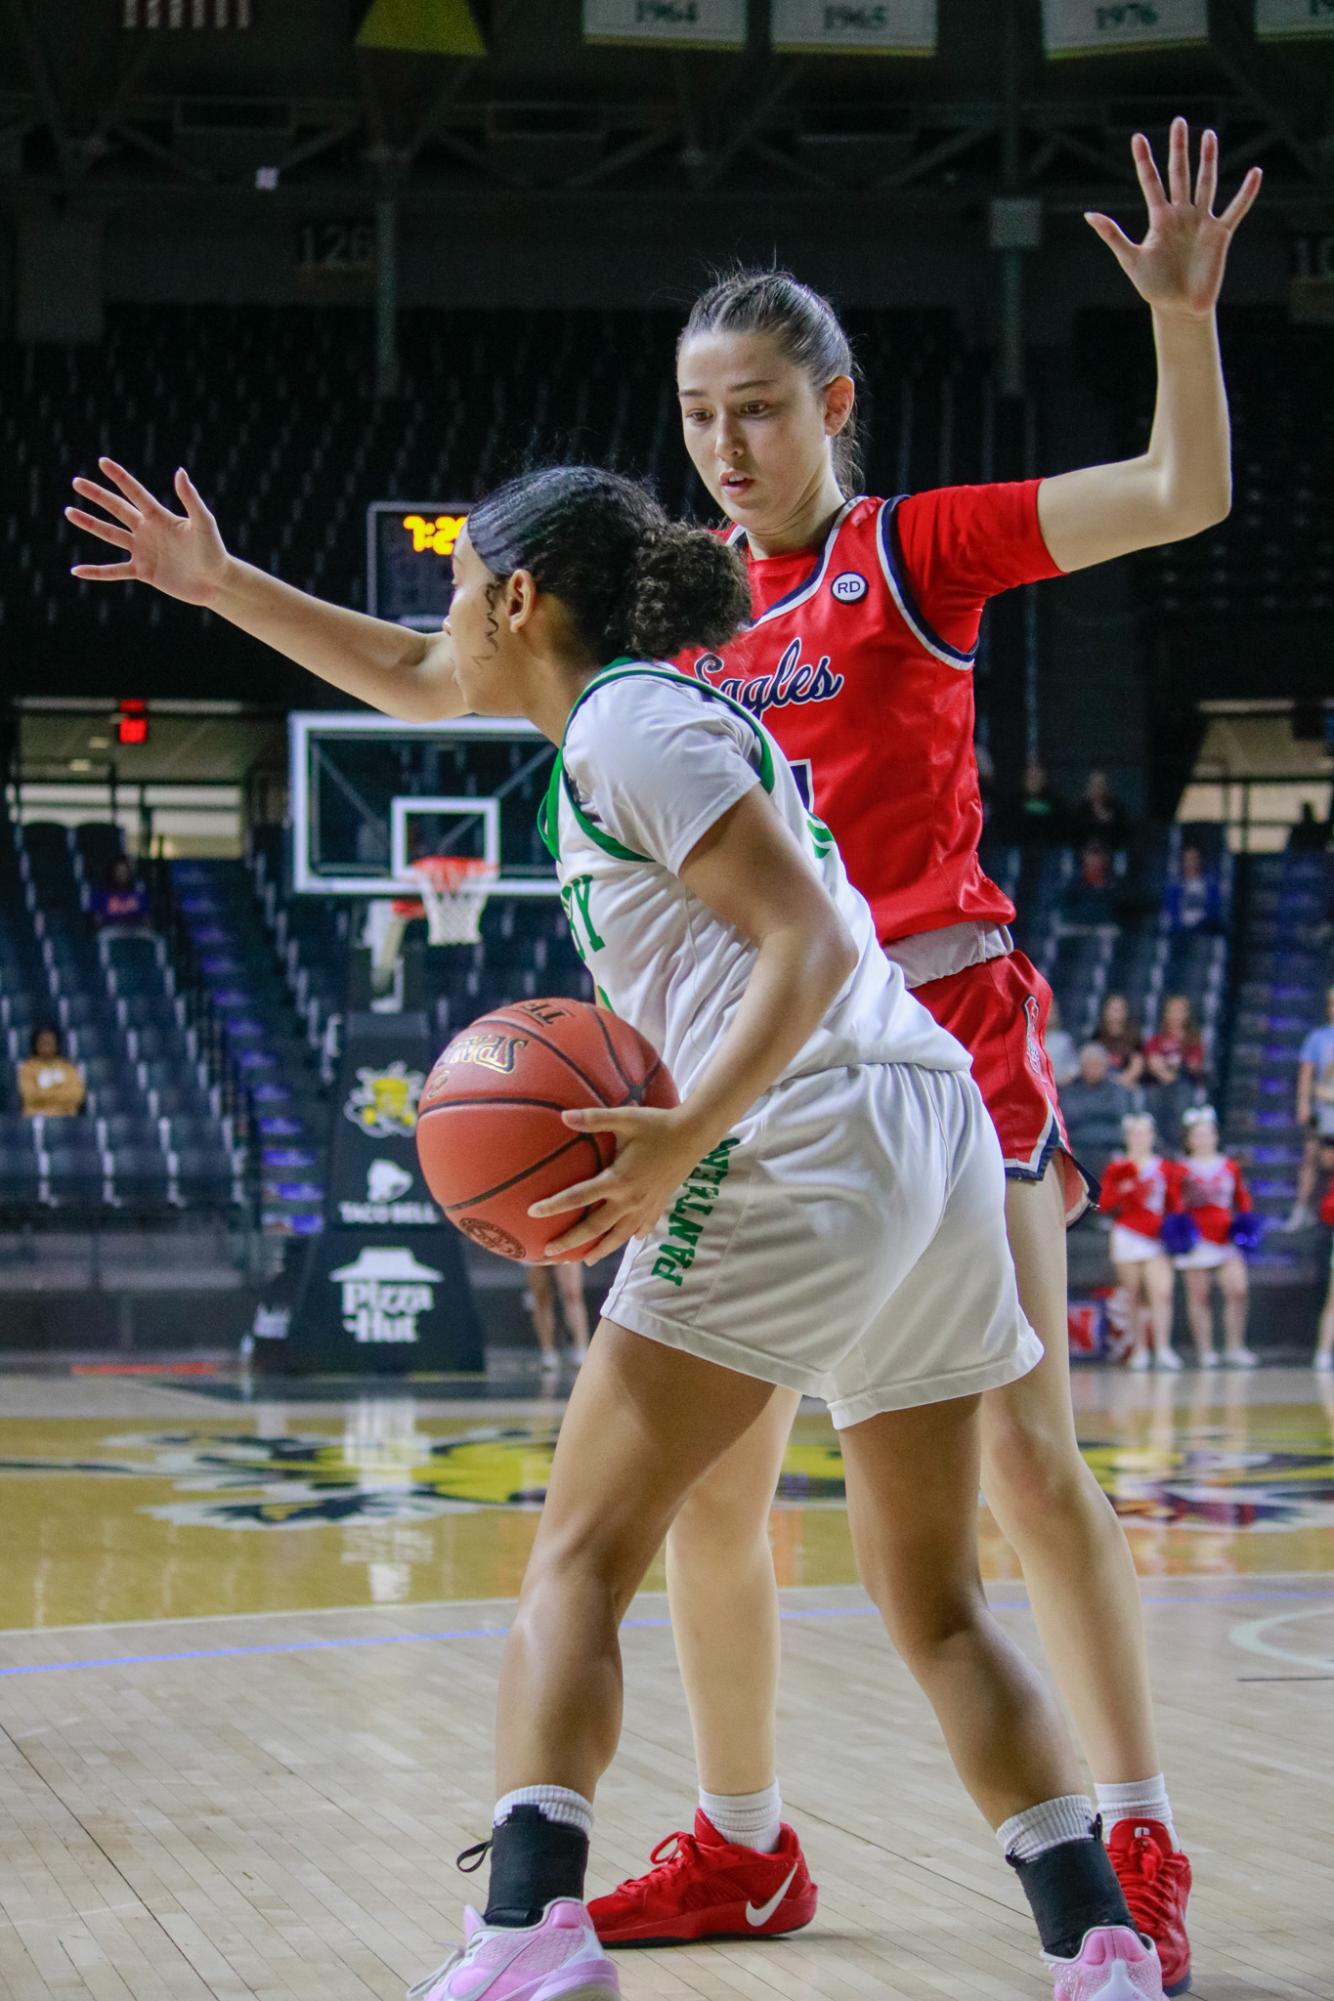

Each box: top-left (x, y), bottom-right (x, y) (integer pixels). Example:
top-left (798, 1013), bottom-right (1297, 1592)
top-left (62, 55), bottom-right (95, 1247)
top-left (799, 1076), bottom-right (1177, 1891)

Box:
top-left (1086, 118), bottom-right (1262, 321)
top-left (66, 458), bottom-right (228, 606)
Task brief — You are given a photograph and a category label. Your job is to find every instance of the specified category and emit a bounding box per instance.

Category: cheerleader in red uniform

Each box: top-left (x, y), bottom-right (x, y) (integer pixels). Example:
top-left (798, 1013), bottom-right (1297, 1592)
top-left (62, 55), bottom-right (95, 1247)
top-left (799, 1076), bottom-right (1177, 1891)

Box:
top-left (1100, 1113), bottom-right (1185, 1371)
top-left (1175, 1106), bottom-right (1259, 1369)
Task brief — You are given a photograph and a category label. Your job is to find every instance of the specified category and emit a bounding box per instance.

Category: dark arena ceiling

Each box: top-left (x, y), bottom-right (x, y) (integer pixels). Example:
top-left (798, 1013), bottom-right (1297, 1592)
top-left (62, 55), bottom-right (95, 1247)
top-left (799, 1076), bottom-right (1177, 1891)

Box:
top-left (1, 1), bottom-right (1333, 224)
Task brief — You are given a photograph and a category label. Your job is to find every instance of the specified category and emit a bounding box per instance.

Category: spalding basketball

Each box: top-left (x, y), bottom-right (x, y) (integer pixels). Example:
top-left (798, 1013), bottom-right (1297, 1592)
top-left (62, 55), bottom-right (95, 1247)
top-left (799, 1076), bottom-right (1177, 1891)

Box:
top-left (416, 996), bottom-right (678, 1262)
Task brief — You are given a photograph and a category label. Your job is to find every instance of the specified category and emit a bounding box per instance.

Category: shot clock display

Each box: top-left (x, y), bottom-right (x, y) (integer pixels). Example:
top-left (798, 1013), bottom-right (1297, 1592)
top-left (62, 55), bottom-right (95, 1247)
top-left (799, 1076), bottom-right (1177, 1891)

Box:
top-left (366, 501), bottom-right (469, 630)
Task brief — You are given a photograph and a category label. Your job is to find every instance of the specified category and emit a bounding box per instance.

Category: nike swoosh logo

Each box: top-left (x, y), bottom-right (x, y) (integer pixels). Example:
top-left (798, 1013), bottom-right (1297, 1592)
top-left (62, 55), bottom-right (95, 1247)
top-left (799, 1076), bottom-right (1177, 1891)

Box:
top-left (745, 1863), bottom-right (799, 1929)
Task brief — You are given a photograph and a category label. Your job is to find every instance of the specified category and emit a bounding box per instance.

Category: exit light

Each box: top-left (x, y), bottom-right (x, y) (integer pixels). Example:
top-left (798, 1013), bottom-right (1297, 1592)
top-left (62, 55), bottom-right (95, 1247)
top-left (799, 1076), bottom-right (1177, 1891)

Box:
top-left (117, 699), bottom-right (149, 746)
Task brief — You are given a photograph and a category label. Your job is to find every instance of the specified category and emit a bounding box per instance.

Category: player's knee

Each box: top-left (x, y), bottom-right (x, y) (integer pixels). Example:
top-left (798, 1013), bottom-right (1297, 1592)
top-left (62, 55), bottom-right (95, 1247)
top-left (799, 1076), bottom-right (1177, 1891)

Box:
top-left (983, 1413), bottom-right (1090, 1530)
top-left (869, 1573), bottom-right (988, 1673)
top-left (668, 1459), bottom-right (774, 1561)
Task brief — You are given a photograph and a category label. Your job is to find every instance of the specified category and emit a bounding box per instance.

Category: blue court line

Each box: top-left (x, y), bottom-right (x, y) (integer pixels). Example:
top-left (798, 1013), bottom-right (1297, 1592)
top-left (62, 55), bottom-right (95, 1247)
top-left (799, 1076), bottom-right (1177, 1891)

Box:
top-left (0, 1589), bottom-right (1329, 1679)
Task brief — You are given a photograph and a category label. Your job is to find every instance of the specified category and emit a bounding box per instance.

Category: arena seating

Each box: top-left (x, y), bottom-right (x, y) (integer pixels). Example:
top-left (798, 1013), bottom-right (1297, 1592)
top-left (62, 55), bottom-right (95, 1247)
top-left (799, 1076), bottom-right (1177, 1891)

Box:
top-left (1076, 307), bottom-right (1334, 624)
top-left (0, 808), bottom-right (250, 1224)
top-left (4, 302), bottom-right (1001, 694)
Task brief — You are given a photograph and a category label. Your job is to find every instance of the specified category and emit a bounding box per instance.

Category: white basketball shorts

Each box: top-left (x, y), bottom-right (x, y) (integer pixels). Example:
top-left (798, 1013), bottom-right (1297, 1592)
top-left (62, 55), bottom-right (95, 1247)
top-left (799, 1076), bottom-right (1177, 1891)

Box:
top-left (603, 1061), bottom-right (1041, 1430)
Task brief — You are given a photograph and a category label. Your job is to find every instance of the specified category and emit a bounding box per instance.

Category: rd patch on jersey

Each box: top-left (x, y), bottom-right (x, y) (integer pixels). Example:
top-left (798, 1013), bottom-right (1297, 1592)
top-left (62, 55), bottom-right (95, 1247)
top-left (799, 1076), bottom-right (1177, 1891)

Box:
top-left (830, 570), bottom-right (868, 603)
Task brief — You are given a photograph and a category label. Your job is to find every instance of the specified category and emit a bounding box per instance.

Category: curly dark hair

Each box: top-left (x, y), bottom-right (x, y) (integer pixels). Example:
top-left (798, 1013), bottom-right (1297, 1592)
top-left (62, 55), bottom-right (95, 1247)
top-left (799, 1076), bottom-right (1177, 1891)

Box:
top-left (679, 266), bottom-right (864, 493)
top-left (466, 465), bottom-right (749, 663)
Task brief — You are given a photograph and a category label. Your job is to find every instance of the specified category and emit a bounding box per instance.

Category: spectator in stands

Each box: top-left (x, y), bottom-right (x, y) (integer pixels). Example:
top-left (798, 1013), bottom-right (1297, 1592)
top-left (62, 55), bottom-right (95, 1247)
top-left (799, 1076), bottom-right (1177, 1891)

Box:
top-left (1061, 840), bottom-right (1120, 927)
top-left (1287, 802), bottom-right (1329, 854)
top-left (1070, 768), bottom-right (1130, 852)
top-left (1100, 1112), bottom-right (1183, 1370)
top-left (1063, 1042), bottom-right (1142, 1178)
top-left (1145, 994), bottom-right (1208, 1091)
top-left (1175, 1106), bottom-right (1257, 1369)
top-left (1286, 983), bottom-right (1334, 1229)
top-left (1044, 998), bottom-right (1078, 1089)
top-left (1010, 757), bottom-right (1067, 846)
top-left (17, 1026), bottom-right (86, 1119)
top-left (1094, 993), bottom-right (1145, 1089)
top-left (1164, 843), bottom-right (1223, 935)
top-left (92, 856), bottom-right (152, 934)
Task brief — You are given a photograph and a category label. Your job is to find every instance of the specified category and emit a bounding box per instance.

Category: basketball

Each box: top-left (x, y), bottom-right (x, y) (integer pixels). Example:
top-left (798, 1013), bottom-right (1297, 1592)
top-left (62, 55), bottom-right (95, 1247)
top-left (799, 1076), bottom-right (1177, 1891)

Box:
top-left (416, 996), bottom-right (679, 1262)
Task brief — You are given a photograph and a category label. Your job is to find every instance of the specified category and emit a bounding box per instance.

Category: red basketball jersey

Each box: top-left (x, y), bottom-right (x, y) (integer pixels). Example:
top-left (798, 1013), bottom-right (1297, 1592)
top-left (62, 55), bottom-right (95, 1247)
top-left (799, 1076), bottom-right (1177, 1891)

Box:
top-left (673, 483), bottom-right (1062, 943)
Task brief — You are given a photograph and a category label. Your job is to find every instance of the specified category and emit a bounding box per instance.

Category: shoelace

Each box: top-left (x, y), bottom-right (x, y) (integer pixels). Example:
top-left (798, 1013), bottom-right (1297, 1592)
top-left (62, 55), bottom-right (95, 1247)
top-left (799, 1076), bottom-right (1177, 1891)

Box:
top-left (404, 1841), bottom-right (497, 1998)
top-left (611, 1830), bottom-right (700, 1898)
top-left (1117, 1830), bottom-right (1181, 1938)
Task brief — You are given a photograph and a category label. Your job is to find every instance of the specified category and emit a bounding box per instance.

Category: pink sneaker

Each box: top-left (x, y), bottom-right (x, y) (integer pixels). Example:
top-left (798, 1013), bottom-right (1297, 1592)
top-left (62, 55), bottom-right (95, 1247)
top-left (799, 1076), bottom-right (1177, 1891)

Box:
top-left (1049, 1925), bottom-right (1166, 2001)
top-left (408, 1899), bottom-right (620, 2001)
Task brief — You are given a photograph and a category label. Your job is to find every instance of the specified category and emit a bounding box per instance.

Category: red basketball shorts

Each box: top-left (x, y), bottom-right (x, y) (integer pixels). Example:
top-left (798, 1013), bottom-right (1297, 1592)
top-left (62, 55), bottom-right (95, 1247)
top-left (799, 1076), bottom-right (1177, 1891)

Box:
top-left (911, 950), bottom-right (1090, 1223)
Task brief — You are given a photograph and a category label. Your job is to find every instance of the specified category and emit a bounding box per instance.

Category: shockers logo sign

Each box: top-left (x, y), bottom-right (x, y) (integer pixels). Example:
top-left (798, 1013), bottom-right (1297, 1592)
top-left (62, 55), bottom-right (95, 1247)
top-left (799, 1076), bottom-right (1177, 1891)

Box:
top-left (343, 1062), bottom-right (424, 1139)
top-left (329, 1246), bottom-right (444, 1344)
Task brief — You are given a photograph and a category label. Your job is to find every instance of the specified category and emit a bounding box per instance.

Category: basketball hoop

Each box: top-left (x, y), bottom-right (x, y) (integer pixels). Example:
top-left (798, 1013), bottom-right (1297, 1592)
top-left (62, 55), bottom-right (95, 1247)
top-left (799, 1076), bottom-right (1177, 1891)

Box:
top-left (406, 855), bottom-right (497, 946)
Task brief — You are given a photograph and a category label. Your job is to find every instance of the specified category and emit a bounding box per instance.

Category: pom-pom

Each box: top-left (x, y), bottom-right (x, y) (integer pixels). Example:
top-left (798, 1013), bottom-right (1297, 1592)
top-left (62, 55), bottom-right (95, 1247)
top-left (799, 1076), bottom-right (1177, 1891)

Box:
top-left (1160, 1212), bottom-right (1199, 1257)
top-left (1230, 1212), bottom-right (1264, 1256)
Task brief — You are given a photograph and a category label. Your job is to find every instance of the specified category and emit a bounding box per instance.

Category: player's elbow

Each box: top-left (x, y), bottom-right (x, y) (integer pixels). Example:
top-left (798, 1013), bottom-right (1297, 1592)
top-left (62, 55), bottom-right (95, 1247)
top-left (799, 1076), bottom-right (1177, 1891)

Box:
top-left (822, 912), bottom-right (860, 991)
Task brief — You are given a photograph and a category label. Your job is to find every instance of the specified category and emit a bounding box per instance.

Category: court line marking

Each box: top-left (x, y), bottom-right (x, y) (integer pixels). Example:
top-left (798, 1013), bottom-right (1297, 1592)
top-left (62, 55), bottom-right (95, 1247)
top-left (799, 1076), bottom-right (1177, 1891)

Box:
top-left (1228, 1603), bottom-right (1334, 1675)
top-left (2, 1588), bottom-right (1332, 1679)
top-left (1, 1571), bottom-right (1330, 1639)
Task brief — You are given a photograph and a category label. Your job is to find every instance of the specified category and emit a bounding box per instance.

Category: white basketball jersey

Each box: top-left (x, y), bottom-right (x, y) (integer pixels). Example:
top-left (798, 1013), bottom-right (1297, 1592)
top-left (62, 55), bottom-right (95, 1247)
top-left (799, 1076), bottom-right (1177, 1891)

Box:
top-left (539, 662), bottom-right (970, 1097)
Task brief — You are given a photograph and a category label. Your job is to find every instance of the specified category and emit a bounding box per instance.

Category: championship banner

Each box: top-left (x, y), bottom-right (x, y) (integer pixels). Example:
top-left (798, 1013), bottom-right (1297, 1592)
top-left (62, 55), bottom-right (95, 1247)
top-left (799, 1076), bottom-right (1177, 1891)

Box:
top-left (582, 0), bottom-right (747, 49)
top-left (1041, 0), bottom-right (1209, 56)
top-left (277, 1012), bottom-right (485, 1374)
top-left (1255, 0), bottom-right (1334, 39)
top-left (771, 0), bottom-right (936, 53)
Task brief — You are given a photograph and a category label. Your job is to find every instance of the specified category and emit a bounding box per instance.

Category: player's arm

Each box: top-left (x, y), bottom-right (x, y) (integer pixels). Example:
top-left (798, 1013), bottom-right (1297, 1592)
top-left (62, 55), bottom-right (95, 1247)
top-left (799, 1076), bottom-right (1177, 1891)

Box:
top-left (534, 787), bottom-right (858, 1261)
top-left (1036, 120), bottom-right (1261, 576)
top-left (66, 459), bottom-right (466, 723)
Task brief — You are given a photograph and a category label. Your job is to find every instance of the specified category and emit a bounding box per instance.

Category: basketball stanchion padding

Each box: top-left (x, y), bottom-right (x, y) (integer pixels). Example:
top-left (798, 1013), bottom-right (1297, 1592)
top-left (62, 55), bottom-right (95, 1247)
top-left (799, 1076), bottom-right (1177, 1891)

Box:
top-left (416, 996), bottom-right (678, 1262)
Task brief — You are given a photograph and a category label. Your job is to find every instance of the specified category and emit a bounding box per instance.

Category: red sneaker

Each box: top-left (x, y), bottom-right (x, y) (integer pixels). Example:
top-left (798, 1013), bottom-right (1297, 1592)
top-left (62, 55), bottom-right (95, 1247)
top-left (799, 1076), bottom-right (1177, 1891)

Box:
top-left (1107, 1819), bottom-right (1193, 1996)
top-left (588, 1811), bottom-right (817, 1947)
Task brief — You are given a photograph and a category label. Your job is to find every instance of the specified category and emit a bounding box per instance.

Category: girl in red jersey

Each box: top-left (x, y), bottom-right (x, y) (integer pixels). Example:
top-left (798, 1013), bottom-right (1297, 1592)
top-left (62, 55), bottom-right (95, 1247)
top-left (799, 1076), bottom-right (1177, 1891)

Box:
top-left (587, 120), bottom-right (1257, 1994)
top-left (1100, 1114), bottom-right (1186, 1372)
top-left (1175, 1105), bottom-right (1258, 1369)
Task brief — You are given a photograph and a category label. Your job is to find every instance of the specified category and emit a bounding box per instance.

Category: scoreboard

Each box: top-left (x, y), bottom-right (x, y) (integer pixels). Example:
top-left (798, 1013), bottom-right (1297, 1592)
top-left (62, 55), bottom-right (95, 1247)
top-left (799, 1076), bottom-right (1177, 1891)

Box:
top-left (366, 501), bottom-right (469, 630)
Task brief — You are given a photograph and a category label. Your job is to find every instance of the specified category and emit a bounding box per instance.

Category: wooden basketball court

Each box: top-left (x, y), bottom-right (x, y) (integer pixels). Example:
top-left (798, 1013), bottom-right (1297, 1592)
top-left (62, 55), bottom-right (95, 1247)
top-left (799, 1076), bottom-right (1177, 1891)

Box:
top-left (1, 1364), bottom-right (1330, 2001)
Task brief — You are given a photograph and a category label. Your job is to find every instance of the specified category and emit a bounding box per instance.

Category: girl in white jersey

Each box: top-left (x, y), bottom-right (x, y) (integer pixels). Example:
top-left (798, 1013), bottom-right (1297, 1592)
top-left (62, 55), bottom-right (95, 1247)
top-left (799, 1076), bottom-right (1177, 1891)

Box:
top-left (67, 459), bottom-right (1162, 2001)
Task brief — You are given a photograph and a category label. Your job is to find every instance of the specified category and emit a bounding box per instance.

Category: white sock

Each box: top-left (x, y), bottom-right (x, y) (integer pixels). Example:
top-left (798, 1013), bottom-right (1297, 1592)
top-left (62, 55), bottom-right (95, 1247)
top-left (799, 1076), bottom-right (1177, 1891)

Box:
top-left (494, 1785), bottom-right (595, 1839)
top-left (1096, 1776), bottom-right (1178, 1850)
top-left (699, 1783), bottom-right (783, 1854)
top-left (997, 1794), bottom-right (1096, 1865)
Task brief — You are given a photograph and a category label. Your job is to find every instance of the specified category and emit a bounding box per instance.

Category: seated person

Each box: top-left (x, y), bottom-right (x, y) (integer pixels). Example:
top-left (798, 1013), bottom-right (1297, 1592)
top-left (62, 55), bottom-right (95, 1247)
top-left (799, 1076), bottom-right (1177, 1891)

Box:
top-left (1044, 998), bottom-right (1079, 1089)
top-left (1061, 841), bottom-right (1120, 927)
top-left (18, 1025), bottom-right (86, 1118)
top-left (1070, 768), bottom-right (1130, 852)
top-left (1144, 994), bottom-right (1208, 1091)
top-left (92, 856), bottom-right (152, 933)
top-left (1008, 758), bottom-right (1067, 847)
top-left (1094, 992), bottom-right (1145, 1089)
top-left (1164, 843), bottom-right (1223, 935)
top-left (1062, 1042), bottom-right (1144, 1177)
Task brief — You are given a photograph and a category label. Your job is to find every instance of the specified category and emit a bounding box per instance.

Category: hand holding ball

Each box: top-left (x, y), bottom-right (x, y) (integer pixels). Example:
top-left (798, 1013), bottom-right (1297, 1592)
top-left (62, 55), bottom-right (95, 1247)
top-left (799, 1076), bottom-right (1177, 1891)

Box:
top-left (416, 997), bottom-right (677, 1262)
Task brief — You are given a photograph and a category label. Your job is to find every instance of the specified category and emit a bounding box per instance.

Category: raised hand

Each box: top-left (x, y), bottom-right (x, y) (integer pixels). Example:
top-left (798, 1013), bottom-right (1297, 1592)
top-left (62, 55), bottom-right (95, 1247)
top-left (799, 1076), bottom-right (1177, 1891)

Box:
top-left (66, 459), bottom-right (229, 606)
top-left (1085, 118), bottom-right (1262, 321)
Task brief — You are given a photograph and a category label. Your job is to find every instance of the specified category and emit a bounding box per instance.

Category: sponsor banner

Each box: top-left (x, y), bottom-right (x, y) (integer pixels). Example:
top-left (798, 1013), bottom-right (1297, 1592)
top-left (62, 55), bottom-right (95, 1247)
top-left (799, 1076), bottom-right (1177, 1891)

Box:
top-left (582, 0), bottom-right (746, 48)
top-left (1256, 0), bottom-right (1334, 37)
top-left (330, 1011), bottom-right (438, 1228)
top-left (281, 1230), bottom-right (485, 1372)
top-left (1041, 0), bottom-right (1208, 56)
top-left (771, 0), bottom-right (937, 52)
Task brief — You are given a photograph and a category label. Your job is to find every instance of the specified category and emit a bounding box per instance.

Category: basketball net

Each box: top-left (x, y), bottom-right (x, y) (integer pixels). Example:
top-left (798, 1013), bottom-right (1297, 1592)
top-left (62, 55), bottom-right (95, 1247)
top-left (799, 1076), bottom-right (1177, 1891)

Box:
top-left (402, 854), bottom-right (497, 946)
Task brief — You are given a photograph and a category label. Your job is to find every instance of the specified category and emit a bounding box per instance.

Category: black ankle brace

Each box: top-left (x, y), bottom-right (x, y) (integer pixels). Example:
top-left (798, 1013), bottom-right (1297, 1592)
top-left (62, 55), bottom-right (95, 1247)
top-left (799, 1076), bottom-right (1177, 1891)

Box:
top-left (1007, 1822), bottom-right (1134, 1962)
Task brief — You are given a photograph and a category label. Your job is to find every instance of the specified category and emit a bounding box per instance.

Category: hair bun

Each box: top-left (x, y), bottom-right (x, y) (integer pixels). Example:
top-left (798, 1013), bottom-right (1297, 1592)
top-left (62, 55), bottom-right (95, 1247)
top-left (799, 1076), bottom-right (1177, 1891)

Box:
top-left (620, 522), bottom-right (749, 658)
